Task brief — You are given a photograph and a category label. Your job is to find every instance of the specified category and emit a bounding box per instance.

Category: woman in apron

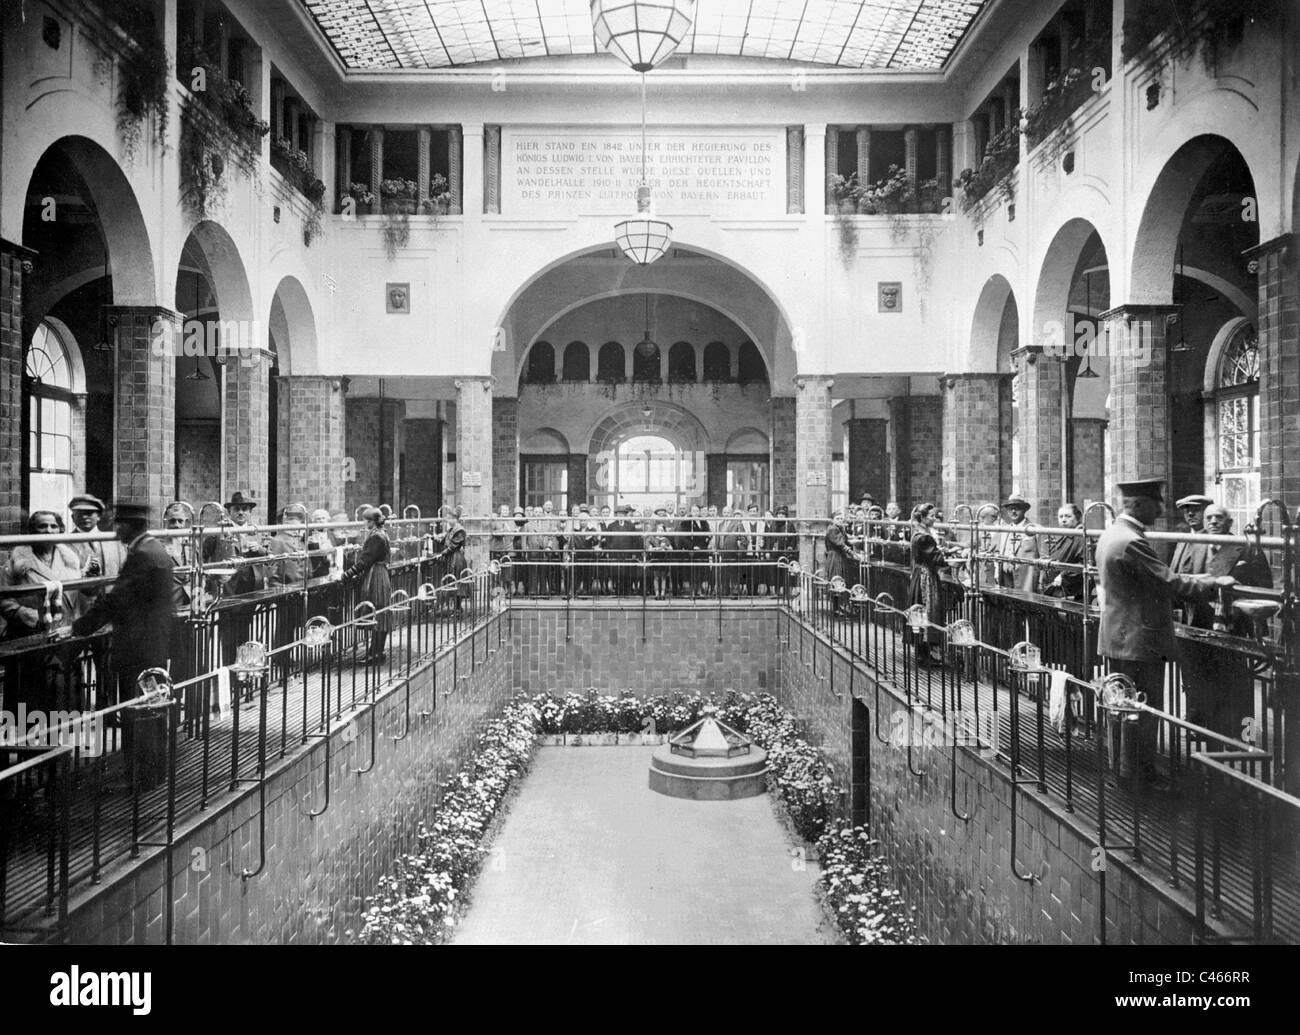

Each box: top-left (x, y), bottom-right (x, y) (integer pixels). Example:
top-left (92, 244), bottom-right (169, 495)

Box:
top-left (907, 502), bottom-right (950, 668)
top-left (436, 508), bottom-right (470, 613)
top-left (342, 506), bottom-right (391, 661)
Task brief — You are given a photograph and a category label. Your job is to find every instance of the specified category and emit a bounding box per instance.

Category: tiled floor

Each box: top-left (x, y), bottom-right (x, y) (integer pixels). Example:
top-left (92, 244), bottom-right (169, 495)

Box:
top-left (452, 746), bottom-right (836, 945)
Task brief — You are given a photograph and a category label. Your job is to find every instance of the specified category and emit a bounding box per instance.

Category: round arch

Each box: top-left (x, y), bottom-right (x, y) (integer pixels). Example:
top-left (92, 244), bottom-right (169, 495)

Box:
top-left (178, 220), bottom-right (255, 327)
top-left (1203, 316), bottom-right (1254, 395)
top-left (521, 426), bottom-right (570, 454)
top-left (268, 275), bottom-right (317, 376)
top-left (969, 274), bottom-right (1019, 372)
top-left (17, 136), bottom-right (156, 307)
top-left (586, 400), bottom-right (712, 458)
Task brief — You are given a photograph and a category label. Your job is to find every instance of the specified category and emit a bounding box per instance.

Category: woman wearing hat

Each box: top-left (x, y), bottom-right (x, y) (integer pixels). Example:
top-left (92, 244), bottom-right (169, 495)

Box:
top-left (908, 503), bottom-right (951, 667)
top-left (646, 511), bottom-right (673, 600)
top-left (824, 510), bottom-right (860, 616)
top-left (433, 507), bottom-right (470, 612)
top-left (341, 506), bottom-right (391, 661)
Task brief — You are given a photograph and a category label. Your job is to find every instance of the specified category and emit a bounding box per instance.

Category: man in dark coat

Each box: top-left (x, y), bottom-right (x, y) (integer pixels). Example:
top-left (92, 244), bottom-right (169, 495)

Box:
top-left (1096, 479), bottom-right (1232, 786)
top-left (72, 503), bottom-right (176, 707)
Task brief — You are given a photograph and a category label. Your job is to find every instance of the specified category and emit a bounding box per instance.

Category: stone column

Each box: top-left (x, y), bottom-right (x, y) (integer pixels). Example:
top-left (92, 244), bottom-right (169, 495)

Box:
top-left (770, 396), bottom-right (797, 511)
top-left (447, 125), bottom-right (464, 214)
top-left (1100, 304), bottom-right (1175, 500)
top-left (824, 129), bottom-right (839, 213)
top-left (109, 305), bottom-right (180, 516)
top-left (845, 417), bottom-right (888, 503)
top-left (455, 377), bottom-right (494, 562)
top-left (369, 127), bottom-right (384, 201)
top-left (484, 125), bottom-right (502, 215)
top-left (936, 125), bottom-right (952, 197)
top-left (403, 417), bottom-right (443, 514)
top-left (0, 240), bottom-right (33, 529)
top-left (270, 79), bottom-right (285, 140)
top-left (344, 396), bottom-right (405, 514)
top-left (1011, 346), bottom-right (1064, 519)
top-left (1250, 235), bottom-right (1300, 506)
top-left (903, 126), bottom-right (919, 192)
top-left (785, 126), bottom-right (804, 214)
top-left (795, 376), bottom-right (833, 566)
top-left (417, 127), bottom-right (432, 204)
top-left (566, 454), bottom-right (587, 508)
top-left (277, 375), bottom-right (347, 514)
top-left (1071, 416), bottom-right (1107, 508)
top-left (223, 348), bottom-right (273, 507)
top-left (337, 126), bottom-right (353, 204)
top-left (889, 394), bottom-right (943, 511)
top-left (855, 127), bottom-right (871, 185)
top-left (492, 396), bottom-right (518, 508)
top-left (941, 373), bottom-right (1012, 515)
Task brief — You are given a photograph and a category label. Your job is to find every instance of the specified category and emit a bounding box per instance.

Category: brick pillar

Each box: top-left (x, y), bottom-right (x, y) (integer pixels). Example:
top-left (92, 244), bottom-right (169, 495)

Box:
top-left (110, 306), bottom-right (179, 516)
top-left (1101, 304), bottom-right (1174, 503)
top-left (566, 453), bottom-right (587, 508)
top-left (403, 418), bottom-right (443, 515)
top-left (890, 394), bottom-right (943, 511)
top-left (770, 396), bottom-right (796, 509)
top-left (277, 375), bottom-right (347, 514)
top-left (706, 453), bottom-right (727, 509)
top-left (845, 417), bottom-right (888, 503)
top-left (1011, 346), bottom-right (1064, 518)
top-left (1251, 235), bottom-right (1300, 506)
top-left (344, 396), bottom-right (405, 514)
top-left (941, 373), bottom-right (1011, 515)
top-left (224, 348), bottom-right (272, 507)
top-left (0, 240), bottom-right (33, 529)
top-left (1071, 416), bottom-right (1107, 508)
top-left (455, 376), bottom-right (493, 562)
top-left (493, 396), bottom-right (518, 508)
top-left (795, 375), bottom-right (833, 566)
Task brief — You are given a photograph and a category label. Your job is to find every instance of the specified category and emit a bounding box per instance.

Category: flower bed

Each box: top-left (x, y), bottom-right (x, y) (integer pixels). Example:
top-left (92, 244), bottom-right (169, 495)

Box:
top-left (355, 688), bottom-right (915, 945)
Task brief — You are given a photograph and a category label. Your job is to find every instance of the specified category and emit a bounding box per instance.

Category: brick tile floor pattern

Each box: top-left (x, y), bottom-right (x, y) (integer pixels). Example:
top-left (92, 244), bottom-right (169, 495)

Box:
top-left (453, 747), bottom-right (837, 945)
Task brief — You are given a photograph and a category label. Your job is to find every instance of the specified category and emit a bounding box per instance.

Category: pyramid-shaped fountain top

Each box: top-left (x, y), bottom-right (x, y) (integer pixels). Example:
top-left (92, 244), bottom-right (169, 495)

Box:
top-left (669, 705), bottom-right (752, 759)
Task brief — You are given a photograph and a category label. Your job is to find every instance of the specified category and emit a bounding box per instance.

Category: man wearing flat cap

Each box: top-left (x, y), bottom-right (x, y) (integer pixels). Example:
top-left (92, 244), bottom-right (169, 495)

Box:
top-left (1169, 494), bottom-right (1214, 574)
top-left (1096, 478), bottom-right (1235, 786)
top-left (68, 494), bottom-right (127, 589)
top-left (72, 503), bottom-right (175, 708)
top-left (997, 493), bottom-right (1040, 593)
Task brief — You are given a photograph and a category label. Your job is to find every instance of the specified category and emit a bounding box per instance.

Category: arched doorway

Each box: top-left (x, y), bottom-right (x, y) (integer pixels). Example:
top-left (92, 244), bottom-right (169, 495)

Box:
top-left (588, 402), bottom-right (709, 513)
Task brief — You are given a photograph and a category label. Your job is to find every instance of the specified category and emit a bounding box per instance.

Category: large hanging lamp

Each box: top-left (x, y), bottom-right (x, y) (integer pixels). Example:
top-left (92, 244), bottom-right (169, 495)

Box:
top-left (635, 293), bottom-right (657, 358)
top-left (613, 74), bottom-right (672, 265)
top-left (591, 1), bottom-right (695, 72)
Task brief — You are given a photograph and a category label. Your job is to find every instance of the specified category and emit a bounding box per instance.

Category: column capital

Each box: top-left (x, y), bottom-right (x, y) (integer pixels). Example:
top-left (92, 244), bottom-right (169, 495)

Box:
top-left (1099, 302), bottom-right (1181, 323)
top-left (793, 374), bottom-right (833, 392)
top-left (939, 371), bottom-right (1011, 390)
top-left (454, 375), bottom-right (496, 393)
top-left (105, 304), bottom-right (183, 323)
top-left (278, 373), bottom-right (349, 393)
top-left (1243, 232), bottom-right (1296, 262)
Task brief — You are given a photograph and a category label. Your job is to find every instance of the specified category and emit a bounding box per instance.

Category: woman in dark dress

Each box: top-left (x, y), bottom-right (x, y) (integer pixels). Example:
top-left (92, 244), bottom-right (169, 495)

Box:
top-left (824, 510), bottom-right (859, 615)
top-left (908, 502), bottom-right (950, 666)
top-left (342, 506), bottom-right (391, 661)
top-left (437, 507), bottom-right (471, 612)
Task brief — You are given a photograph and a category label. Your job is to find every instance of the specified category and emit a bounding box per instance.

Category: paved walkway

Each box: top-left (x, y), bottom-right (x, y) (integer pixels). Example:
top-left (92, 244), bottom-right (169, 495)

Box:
top-left (452, 747), bottom-right (836, 945)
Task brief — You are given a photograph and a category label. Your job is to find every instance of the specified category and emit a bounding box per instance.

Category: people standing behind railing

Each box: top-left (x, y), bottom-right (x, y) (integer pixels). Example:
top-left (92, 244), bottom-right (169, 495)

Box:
top-left (825, 510), bottom-right (860, 616)
top-left (1169, 494), bottom-right (1213, 573)
top-left (1042, 503), bottom-right (1086, 602)
top-left (741, 504), bottom-right (765, 595)
top-left (434, 507), bottom-right (470, 612)
top-left (908, 503), bottom-right (952, 666)
top-left (491, 504), bottom-right (514, 577)
top-left (1095, 479), bottom-right (1235, 790)
top-left (647, 513), bottom-right (673, 600)
top-left (203, 491), bottom-right (270, 595)
top-left (997, 493), bottom-right (1040, 592)
top-left (1177, 504), bottom-right (1273, 740)
top-left (606, 505), bottom-right (637, 596)
top-left (306, 509), bottom-right (335, 580)
top-left (0, 511), bottom-right (83, 639)
top-left (339, 506), bottom-right (391, 662)
top-left (161, 502), bottom-right (194, 606)
top-left (67, 494), bottom-right (126, 598)
top-left (882, 501), bottom-right (910, 565)
top-left (766, 505), bottom-right (794, 595)
top-left (330, 512), bottom-right (358, 572)
top-left (72, 503), bottom-right (176, 710)
top-left (714, 506), bottom-right (740, 597)
top-left (268, 507), bottom-right (309, 587)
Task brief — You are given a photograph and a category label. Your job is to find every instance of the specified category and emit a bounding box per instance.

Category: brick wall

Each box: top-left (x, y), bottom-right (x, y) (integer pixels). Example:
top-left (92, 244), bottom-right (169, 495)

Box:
top-left (890, 394), bottom-right (943, 511)
top-left (846, 417), bottom-right (889, 503)
top-left (492, 397), bottom-right (518, 508)
top-left (1013, 349), bottom-right (1064, 518)
top-left (777, 631), bottom-right (1203, 945)
top-left (510, 605), bottom-right (780, 693)
top-left (942, 374), bottom-right (1010, 514)
top-left (1256, 237), bottom-right (1300, 506)
top-left (403, 418), bottom-right (443, 514)
top-left (1103, 306), bottom-right (1174, 517)
top-left (345, 397), bottom-right (405, 513)
top-left (0, 241), bottom-right (30, 529)
top-left (770, 396), bottom-right (796, 509)
top-left (224, 353), bottom-right (272, 508)
top-left (57, 624), bottom-right (513, 944)
top-left (279, 376), bottom-right (347, 514)
top-left (1071, 417), bottom-right (1107, 508)
top-left (110, 306), bottom-right (179, 515)
top-left (795, 378), bottom-right (833, 526)
top-left (176, 419), bottom-right (221, 505)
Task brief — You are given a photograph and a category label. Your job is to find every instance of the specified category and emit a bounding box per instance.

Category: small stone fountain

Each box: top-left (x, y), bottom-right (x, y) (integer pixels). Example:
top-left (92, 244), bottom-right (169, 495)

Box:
top-left (648, 706), bottom-right (768, 800)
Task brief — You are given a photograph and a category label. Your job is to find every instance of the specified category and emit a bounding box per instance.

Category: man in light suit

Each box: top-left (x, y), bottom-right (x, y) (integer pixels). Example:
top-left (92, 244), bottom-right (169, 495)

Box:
top-left (1096, 479), bottom-right (1234, 786)
top-left (998, 493), bottom-right (1040, 593)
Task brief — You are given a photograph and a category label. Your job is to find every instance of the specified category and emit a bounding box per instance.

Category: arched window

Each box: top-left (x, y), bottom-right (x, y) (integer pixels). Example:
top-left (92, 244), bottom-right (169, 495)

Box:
top-left (702, 341), bottom-right (730, 381)
top-left (1215, 324), bottom-right (1260, 530)
top-left (24, 320), bottom-right (77, 517)
top-left (606, 434), bottom-right (699, 512)
top-left (667, 341), bottom-right (696, 382)
top-left (632, 342), bottom-right (660, 383)
top-left (597, 341), bottom-right (625, 383)
top-left (737, 341), bottom-right (767, 383)
top-left (562, 341), bottom-right (590, 381)
top-left (524, 340), bottom-right (555, 384)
